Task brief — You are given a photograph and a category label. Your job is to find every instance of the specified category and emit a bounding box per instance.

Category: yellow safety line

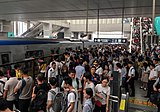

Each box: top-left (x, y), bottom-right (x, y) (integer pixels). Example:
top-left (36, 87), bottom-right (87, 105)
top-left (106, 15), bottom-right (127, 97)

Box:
top-left (129, 99), bottom-right (157, 107)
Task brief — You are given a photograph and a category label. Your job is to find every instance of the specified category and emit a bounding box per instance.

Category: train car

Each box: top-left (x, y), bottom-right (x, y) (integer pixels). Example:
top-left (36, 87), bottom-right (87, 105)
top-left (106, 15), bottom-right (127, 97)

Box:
top-left (0, 38), bottom-right (96, 65)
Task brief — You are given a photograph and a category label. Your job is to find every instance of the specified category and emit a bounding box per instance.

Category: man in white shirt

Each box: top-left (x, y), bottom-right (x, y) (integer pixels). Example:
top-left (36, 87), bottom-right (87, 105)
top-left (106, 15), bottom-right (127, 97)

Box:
top-left (93, 61), bottom-right (103, 79)
top-left (126, 61), bottom-right (135, 97)
top-left (48, 62), bottom-right (56, 82)
top-left (153, 57), bottom-right (160, 72)
top-left (61, 69), bottom-right (82, 93)
top-left (0, 70), bottom-right (7, 97)
top-left (3, 69), bottom-right (19, 111)
top-left (145, 64), bottom-right (157, 98)
top-left (64, 77), bottom-right (78, 112)
top-left (47, 77), bottom-right (59, 112)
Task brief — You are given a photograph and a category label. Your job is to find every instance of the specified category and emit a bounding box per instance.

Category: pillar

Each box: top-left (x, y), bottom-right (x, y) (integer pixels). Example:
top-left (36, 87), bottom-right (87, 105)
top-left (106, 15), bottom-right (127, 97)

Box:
top-left (64, 28), bottom-right (71, 39)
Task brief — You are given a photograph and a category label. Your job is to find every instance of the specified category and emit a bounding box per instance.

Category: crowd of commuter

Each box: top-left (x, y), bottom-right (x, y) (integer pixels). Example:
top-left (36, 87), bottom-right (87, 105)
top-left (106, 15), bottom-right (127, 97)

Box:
top-left (0, 45), bottom-right (160, 112)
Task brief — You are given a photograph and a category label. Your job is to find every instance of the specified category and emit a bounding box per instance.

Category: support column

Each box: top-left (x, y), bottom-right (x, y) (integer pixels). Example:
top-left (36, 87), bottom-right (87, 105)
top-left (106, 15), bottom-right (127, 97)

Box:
top-left (64, 28), bottom-right (71, 39)
top-left (16, 21), bottom-right (18, 36)
top-left (151, 0), bottom-right (156, 46)
top-left (140, 17), bottom-right (143, 54)
top-left (27, 21), bottom-right (30, 29)
top-left (43, 23), bottom-right (52, 38)
top-left (129, 18), bottom-right (133, 53)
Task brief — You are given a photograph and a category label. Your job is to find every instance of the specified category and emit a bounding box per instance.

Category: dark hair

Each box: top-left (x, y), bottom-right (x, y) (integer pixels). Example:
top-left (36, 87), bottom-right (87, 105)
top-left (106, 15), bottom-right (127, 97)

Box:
top-left (86, 88), bottom-right (93, 98)
top-left (49, 77), bottom-right (57, 86)
top-left (150, 63), bottom-right (155, 68)
top-left (128, 61), bottom-right (133, 65)
top-left (123, 63), bottom-right (127, 67)
top-left (116, 63), bottom-right (122, 69)
top-left (84, 72), bottom-right (91, 81)
top-left (64, 52), bottom-right (70, 56)
top-left (21, 68), bottom-right (28, 75)
top-left (64, 77), bottom-right (72, 86)
top-left (14, 64), bottom-right (20, 69)
top-left (85, 65), bottom-right (90, 72)
top-left (69, 69), bottom-right (76, 74)
top-left (0, 70), bottom-right (4, 77)
top-left (0, 98), bottom-right (8, 111)
top-left (61, 65), bottom-right (69, 73)
top-left (101, 76), bottom-right (109, 82)
top-left (10, 69), bottom-right (16, 77)
top-left (91, 66), bottom-right (96, 69)
top-left (51, 62), bottom-right (56, 66)
top-left (83, 59), bottom-right (89, 64)
top-left (61, 56), bottom-right (65, 61)
top-left (36, 74), bottom-right (44, 82)
top-left (79, 59), bottom-right (83, 65)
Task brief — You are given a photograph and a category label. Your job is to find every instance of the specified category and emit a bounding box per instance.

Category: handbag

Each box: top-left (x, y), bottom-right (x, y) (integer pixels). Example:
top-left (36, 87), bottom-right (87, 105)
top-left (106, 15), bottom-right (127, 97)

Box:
top-left (95, 100), bottom-right (102, 107)
top-left (150, 92), bottom-right (160, 105)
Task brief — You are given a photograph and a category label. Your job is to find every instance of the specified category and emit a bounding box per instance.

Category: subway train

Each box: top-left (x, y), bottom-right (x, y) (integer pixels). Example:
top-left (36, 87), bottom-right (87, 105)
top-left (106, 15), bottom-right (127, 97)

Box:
top-left (0, 38), bottom-right (97, 65)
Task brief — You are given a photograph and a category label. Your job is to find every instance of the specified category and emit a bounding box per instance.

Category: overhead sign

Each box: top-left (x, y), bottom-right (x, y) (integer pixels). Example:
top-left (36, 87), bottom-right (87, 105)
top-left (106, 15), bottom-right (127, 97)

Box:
top-left (7, 32), bottom-right (14, 38)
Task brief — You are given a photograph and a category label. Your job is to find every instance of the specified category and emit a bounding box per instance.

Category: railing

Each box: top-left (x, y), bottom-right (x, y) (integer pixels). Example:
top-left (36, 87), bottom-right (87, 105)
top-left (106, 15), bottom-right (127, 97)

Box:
top-left (109, 95), bottom-right (119, 112)
top-left (109, 92), bottom-right (129, 112)
top-left (0, 54), bottom-right (61, 80)
top-left (21, 22), bottom-right (42, 37)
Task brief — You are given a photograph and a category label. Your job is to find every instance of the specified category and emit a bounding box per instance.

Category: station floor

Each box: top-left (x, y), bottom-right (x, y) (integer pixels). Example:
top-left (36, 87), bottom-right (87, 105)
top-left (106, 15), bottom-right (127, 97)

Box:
top-left (128, 81), bottom-right (157, 112)
top-left (77, 80), bottom-right (157, 112)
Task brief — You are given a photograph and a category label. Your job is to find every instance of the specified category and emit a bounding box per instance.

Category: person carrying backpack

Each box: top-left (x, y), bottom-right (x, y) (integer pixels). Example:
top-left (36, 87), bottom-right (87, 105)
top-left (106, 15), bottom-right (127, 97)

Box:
top-left (83, 88), bottom-right (93, 112)
top-left (0, 70), bottom-right (7, 98)
top-left (64, 77), bottom-right (78, 112)
top-left (47, 77), bottom-right (62, 112)
top-left (14, 68), bottom-right (34, 112)
top-left (153, 72), bottom-right (160, 112)
top-left (31, 74), bottom-right (49, 112)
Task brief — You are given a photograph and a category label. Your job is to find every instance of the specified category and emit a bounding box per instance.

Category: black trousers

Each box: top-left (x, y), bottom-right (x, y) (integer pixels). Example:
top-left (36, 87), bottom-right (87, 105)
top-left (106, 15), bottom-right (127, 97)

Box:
top-left (158, 104), bottom-right (160, 112)
top-left (19, 99), bottom-right (31, 112)
top-left (125, 78), bottom-right (135, 96)
top-left (7, 100), bottom-right (19, 111)
top-left (147, 80), bottom-right (156, 97)
top-left (93, 104), bottom-right (106, 112)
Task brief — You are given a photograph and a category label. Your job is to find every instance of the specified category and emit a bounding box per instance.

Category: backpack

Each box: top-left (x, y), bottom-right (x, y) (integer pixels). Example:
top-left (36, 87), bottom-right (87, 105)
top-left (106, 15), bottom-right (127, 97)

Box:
top-left (45, 65), bottom-right (51, 78)
top-left (0, 80), bottom-right (5, 97)
top-left (17, 79), bottom-right (26, 98)
top-left (49, 90), bottom-right (64, 112)
top-left (76, 78), bottom-right (79, 90)
top-left (31, 89), bottom-right (47, 110)
top-left (131, 67), bottom-right (139, 80)
top-left (62, 91), bottom-right (77, 112)
top-left (85, 103), bottom-right (92, 112)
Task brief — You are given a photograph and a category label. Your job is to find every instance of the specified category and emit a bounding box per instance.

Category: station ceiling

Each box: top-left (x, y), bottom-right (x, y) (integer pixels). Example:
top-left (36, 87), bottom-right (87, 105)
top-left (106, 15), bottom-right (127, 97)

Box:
top-left (0, 0), bottom-right (160, 20)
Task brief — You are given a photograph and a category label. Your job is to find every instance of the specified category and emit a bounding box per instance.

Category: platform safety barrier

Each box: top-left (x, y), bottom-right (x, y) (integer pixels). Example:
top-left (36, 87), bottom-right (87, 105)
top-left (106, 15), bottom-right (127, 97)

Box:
top-left (109, 92), bottom-right (129, 112)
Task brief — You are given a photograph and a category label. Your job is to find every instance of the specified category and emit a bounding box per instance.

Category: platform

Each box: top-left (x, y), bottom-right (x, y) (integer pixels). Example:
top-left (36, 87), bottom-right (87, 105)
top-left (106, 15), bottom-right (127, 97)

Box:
top-left (128, 81), bottom-right (157, 112)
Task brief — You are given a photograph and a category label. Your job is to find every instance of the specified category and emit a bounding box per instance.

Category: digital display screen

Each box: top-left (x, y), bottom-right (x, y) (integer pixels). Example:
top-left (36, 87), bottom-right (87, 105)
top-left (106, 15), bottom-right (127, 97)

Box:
top-left (94, 38), bottom-right (127, 43)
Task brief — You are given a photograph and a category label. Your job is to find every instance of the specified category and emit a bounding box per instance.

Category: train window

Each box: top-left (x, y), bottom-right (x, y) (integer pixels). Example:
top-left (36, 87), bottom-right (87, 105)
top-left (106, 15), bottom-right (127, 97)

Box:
top-left (51, 50), bottom-right (55, 54)
top-left (56, 47), bottom-right (60, 54)
top-left (118, 39), bottom-right (121, 43)
top-left (1, 54), bottom-right (10, 64)
top-left (88, 34), bottom-right (92, 40)
top-left (25, 50), bottom-right (44, 58)
top-left (122, 39), bottom-right (126, 43)
top-left (65, 48), bottom-right (69, 52)
top-left (108, 39), bottom-right (112, 43)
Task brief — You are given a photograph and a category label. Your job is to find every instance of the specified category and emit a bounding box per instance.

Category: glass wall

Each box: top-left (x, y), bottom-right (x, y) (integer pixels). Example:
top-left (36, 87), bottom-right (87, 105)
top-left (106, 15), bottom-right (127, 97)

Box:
top-left (13, 21), bottom-right (33, 36)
